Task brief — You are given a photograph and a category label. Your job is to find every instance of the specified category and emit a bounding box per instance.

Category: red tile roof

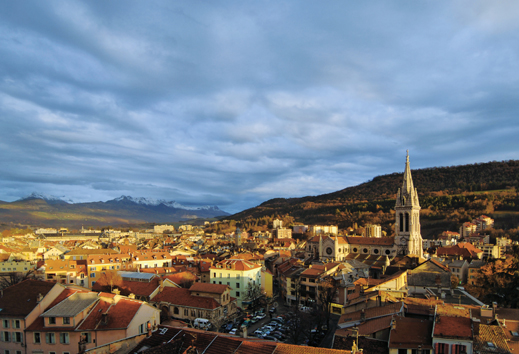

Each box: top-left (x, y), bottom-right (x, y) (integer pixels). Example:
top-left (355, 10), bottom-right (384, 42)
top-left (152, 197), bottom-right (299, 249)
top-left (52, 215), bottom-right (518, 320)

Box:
top-left (389, 316), bottom-right (433, 349)
top-left (189, 282), bottom-right (229, 294)
top-left (211, 259), bottom-right (261, 271)
top-left (433, 316), bottom-right (472, 339)
top-left (0, 280), bottom-right (57, 317)
top-left (152, 287), bottom-right (221, 310)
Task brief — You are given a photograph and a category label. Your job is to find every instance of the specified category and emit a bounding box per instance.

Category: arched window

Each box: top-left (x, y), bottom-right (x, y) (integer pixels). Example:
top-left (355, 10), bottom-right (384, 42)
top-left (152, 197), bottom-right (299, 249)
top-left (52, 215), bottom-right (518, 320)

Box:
top-left (174, 307), bottom-right (179, 315)
top-left (399, 213), bottom-right (404, 232)
top-left (405, 213), bottom-right (409, 232)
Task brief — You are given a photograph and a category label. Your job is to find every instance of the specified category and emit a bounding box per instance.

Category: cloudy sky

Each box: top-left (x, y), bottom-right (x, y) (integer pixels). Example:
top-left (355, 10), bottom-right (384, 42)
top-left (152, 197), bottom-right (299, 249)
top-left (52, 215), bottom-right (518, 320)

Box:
top-left (1, 1), bottom-right (519, 213)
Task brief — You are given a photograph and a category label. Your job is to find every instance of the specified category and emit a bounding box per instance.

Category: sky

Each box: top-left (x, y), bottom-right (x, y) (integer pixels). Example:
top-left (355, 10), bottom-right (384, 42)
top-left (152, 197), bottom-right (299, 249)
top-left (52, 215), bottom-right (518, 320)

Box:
top-left (1, 1), bottom-right (519, 214)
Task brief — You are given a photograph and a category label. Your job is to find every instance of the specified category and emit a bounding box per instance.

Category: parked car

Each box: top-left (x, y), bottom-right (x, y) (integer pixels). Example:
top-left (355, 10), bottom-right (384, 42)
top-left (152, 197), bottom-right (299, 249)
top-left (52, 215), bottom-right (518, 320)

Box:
top-left (263, 335), bottom-right (279, 342)
top-left (269, 307), bottom-right (276, 313)
top-left (256, 313), bottom-right (267, 320)
top-left (229, 328), bottom-right (237, 335)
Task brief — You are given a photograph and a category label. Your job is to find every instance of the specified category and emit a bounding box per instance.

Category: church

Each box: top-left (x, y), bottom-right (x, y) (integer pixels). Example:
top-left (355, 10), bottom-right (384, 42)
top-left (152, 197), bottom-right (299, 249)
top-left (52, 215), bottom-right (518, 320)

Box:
top-left (305, 152), bottom-right (424, 261)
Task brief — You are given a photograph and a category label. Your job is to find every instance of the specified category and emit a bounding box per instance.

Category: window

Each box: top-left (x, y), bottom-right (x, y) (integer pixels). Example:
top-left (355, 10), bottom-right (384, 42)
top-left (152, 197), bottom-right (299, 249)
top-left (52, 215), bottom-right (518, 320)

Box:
top-left (398, 349), bottom-right (407, 354)
top-left (213, 272), bottom-right (216, 277)
top-left (80, 332), bottom-right (91, 343)
top-left (227, 274), bottom-right (230, 278)
top-left (236, 282), bottom-right (240, 288)
top-left (237, 274), bottom-right (240, 279)
top-left (13, 332), bottom-right (22, 343)
top-left (2, 331), bottom-right (10, 341)
top-left (63, 317), bottom-right (70, 324)
top-left (184, 309), bottom-right (189, 316)
top-left (49, 317), bottom-right (56, 324)
top-left (90, 267), bottom-right (96, 271)
top-left (46, 332), bottom-right (56, 344)
top-left (59, 332), bottom-right (69, 344)
top-left (2, 320), bottom-right (9, 328)
top-left (90, 273), bottom-right (96, 278)
top-left (236, 291), bottom-right (240, 297)
top-left (34, 332), bottom-right (41, 344)
top-left (5, 350), bottom-right (10, 354)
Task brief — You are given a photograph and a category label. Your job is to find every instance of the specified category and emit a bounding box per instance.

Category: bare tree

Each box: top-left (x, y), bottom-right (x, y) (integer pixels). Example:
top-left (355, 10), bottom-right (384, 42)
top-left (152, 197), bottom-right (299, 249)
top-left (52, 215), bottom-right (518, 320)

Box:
top-left (243, 281), bottom-right (264, 312)
top-left (317, 277), bottom-right (339, 330)
top-left (95, 270), bottom-right (123, 292)
top-left (0, 270), bottom-right (37, 290)
top-left (209, 309), bottom-right (227, 333)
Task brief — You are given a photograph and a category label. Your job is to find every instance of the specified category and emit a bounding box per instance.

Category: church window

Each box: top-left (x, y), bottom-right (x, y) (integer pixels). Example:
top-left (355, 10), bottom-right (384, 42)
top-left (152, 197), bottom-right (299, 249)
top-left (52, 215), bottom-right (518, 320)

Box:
top-left (399, 213), bottom-right (404, 232)
top-left (405, 213), bottom-right (409, 232)
top-left (373, 249), bottom-right (379, 254)
top-left (353, 248), bottom-right (358, 253)
top-left (363, 248), bottom-right (368, 253)
top-left (326, 247), bottom-right (333, 255)
top-left (385, 250), bottom-right (391, 255)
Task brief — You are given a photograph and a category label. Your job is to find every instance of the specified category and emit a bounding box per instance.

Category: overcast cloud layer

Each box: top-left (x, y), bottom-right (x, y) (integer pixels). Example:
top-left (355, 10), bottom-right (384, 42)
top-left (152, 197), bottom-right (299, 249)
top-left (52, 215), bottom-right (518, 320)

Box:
top-left (1, 1), bottom-right (519, 214)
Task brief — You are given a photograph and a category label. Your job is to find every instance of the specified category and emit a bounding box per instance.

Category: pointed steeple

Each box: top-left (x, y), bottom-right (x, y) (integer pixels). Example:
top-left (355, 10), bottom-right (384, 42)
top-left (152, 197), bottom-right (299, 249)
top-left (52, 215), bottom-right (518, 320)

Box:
top-left (396, 151), bottom-right (420, 207)
top-left (402, 150), bottom-right (414, 196)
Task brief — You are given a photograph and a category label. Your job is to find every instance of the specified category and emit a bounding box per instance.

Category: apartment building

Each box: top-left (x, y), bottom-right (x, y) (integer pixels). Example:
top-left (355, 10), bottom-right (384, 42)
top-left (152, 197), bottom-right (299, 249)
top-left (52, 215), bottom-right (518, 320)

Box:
top-left (210, 259), bottom-right (262, 307)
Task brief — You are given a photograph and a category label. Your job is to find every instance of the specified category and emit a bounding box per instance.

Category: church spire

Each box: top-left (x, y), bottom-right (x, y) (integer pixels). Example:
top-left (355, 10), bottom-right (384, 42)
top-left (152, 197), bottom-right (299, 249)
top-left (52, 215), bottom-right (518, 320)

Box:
top-left (396, 151), bottom-right (420, 207)
top-left (402, 150), bottom-right (414, 196)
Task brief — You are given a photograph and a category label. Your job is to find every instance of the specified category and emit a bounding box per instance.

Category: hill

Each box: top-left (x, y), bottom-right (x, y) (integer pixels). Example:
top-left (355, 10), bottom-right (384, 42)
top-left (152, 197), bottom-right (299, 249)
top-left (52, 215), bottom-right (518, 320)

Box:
top-left (228, 160), bottom-right (519, 239)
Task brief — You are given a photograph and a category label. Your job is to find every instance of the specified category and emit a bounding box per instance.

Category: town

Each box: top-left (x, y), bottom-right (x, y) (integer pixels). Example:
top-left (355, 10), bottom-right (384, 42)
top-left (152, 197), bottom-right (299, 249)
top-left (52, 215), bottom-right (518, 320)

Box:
top-left (1, 155), bottom-right (518, 354)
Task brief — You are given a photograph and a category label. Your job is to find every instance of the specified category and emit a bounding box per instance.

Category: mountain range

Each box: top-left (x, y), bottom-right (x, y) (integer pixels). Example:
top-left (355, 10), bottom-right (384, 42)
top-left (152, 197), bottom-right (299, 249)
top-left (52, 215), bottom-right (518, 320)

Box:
top-left (0, 193), bottom-right (229, 228)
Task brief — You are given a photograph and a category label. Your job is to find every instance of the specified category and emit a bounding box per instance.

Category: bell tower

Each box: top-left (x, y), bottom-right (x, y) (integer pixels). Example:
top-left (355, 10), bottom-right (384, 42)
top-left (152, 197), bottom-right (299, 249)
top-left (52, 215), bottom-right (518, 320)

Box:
top-left (395, 151), bottom-right (423, 257)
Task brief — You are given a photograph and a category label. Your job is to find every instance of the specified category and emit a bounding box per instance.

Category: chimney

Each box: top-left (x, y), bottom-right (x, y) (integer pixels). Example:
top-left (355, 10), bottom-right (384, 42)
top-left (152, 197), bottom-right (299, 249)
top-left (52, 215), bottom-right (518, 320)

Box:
top-left (101, 313), bottom-right (108, 325)
top-left (391, 317), bottom-right (396, 330)
top-left (360, 309), bottom-right (365, 321)
top-left (37, 293), bottom-right (43, 303)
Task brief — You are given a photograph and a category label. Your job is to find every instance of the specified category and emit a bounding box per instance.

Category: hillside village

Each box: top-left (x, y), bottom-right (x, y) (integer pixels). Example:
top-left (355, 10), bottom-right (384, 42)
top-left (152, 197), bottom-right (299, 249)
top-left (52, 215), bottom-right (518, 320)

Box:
top-left (1, 156), bottom-right (519, 354)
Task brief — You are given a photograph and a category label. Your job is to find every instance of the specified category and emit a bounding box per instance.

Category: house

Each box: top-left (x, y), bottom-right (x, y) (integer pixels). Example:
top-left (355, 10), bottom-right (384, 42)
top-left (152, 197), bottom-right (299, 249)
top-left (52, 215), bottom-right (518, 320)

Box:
top-left (210, 259), bottom-right (262, 308)
top-left (467, 260), bottom-right (486, 286)
top-left (86, 253), bottom-right (132, 288)
top-left (0, 280), bottom-right (65, 354)
top-left (388, 316), bottom-right (434, 354)
top-left (93, 271), bottom-right (179, 301)
top-left (432, 315), bottom-right (473, 354)
top-left (151, 283), bottom-right (237, 324)
top-left (44, 259), bottom-right (88, 287)
top-left (25, 288), bottom-right (160, 353)
top-left (131, 251), bottom-right (172, 270)
top-left (337, 301), bottom-right (404, 329)
top-left (407, 259), bottom-right (451, 295)
top-left (446, 260), bottom-right (468, 284)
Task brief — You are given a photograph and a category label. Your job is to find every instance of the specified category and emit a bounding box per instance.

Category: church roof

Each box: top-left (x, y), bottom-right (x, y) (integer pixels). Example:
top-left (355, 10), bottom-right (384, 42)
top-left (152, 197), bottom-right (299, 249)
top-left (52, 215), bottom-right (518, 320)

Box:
top-left (346, 236), bottom-right (395, 246)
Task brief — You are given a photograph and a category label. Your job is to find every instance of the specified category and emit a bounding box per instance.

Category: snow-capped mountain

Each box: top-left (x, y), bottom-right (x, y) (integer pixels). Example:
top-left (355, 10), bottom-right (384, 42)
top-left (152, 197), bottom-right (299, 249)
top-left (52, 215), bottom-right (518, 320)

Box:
top-left (18, 192), bottom-right (74, 204)
top-left (111, 195), bottom-right (222, 211)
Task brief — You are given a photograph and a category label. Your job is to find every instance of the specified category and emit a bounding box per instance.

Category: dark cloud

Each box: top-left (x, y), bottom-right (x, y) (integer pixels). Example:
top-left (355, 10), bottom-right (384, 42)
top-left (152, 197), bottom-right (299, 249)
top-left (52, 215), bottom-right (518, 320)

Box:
top-left (1, 1), bottom-right (519, 213)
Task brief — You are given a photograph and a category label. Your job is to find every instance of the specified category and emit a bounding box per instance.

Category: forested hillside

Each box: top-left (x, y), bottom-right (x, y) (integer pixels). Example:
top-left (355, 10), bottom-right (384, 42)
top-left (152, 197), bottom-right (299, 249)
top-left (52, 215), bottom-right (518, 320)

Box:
top-left (225, 160), bottom-right (519, 240)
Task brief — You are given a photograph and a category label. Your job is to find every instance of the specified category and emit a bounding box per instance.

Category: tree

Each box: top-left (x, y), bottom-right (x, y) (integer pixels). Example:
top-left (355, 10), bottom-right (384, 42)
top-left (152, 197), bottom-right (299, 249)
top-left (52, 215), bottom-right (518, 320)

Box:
top-left (451, 275), bottom-right (459, 289)
top-left (95, 270), bottom-right (123, 292)
top-left (468, 245), bottom-right (519, 308)
top-left (0, 270), bottom-right (37, 290)
top-left (209, 308), bottom-right (227, 333)
top-left (317, 277), bottom-right (339, 331)
top-left (242, 281), bottom-right (264, 312)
